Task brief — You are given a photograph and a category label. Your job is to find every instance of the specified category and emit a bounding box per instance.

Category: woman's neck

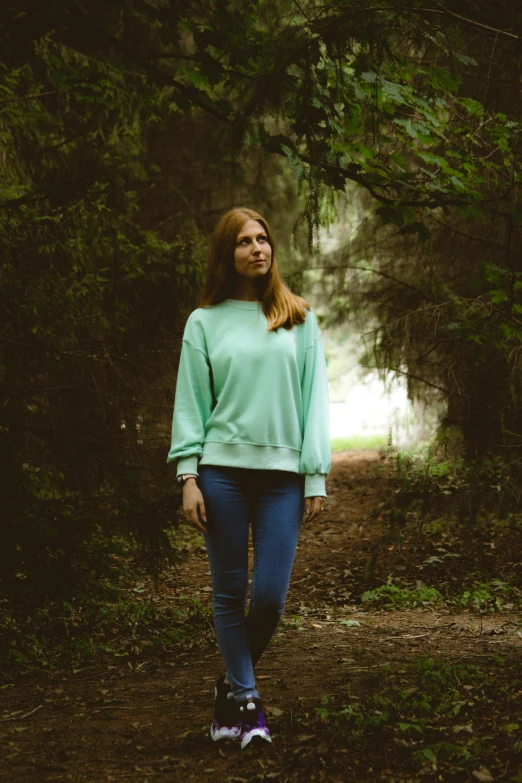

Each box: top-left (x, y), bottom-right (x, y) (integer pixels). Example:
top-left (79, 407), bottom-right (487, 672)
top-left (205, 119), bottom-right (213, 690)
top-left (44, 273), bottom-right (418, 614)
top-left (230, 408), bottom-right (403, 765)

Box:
top-left (231, 279), bottom-right (263, 302)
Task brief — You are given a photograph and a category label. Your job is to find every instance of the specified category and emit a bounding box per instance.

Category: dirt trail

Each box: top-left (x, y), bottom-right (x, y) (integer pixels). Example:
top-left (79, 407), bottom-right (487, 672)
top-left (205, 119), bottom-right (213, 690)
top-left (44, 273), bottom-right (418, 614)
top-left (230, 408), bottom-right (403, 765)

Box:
top-left (2, 453), bottom-right (521, 783)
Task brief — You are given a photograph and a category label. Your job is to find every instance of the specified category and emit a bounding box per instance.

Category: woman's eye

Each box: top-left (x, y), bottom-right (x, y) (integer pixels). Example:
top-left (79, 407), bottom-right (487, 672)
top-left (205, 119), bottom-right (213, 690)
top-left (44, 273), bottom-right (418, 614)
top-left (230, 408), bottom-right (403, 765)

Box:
top-left (238, 236), bottom-right (267, 245)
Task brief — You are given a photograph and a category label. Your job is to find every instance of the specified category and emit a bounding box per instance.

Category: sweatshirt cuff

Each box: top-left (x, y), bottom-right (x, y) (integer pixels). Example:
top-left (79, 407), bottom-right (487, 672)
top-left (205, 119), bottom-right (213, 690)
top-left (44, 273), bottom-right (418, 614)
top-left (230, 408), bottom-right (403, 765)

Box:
top-left (176, 455), bottom-right (199, 477)
top-left (304, 474), bottom-right (327, 498)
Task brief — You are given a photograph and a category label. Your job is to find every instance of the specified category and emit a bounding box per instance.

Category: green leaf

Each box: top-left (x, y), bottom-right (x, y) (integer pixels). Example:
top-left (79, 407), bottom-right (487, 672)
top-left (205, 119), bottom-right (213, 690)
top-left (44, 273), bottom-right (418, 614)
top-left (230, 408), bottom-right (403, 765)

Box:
top-left (264, 134), bottom-right (295, 155)
top-left (491, 289), bottom-right (508, 304)
top-left (400, 222), bottom-right (431, 242)
top-left (376, 206), bottom-right (403, 227)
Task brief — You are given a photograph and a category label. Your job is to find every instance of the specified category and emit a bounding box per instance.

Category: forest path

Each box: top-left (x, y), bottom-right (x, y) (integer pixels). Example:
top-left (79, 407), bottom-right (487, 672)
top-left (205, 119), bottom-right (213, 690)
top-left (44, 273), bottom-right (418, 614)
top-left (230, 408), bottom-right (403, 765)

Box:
top-left (2, 453), bottom-right (522, 783)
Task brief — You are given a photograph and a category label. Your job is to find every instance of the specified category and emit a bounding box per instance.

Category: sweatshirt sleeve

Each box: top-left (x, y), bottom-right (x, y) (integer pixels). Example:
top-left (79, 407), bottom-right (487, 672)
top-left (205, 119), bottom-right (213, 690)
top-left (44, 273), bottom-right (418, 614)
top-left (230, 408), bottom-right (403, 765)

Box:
top-left (300, 313), bottom-right (331, 497)
top-left (167, 328), bottom-right (214, 476)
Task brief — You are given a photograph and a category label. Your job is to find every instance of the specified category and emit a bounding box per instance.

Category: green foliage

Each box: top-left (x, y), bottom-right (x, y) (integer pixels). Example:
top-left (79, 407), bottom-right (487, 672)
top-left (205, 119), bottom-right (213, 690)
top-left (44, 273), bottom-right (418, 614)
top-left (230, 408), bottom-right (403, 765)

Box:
top-left (307, 655), bottom-right (519, 777)
top-left (0, 0), bottom-right (316, 611)
top-left (360, 575), bottom-right (521, 615)
top-left (0, 1), bottom-right (210, 601)
top-left (457, 580), bottom-right (522, 613)
top-left (361, 580), bottom-right (443, 610)
top-left (331, 434), bottom-right (388, 451)
top-left (10, 0), bottom-right (511, 234)
top-left (264, 3), bottom-right (522, 480)
top-left (379, 443), bottom-right (522, 533)
top-left (0, 591), bottom-right (213, 672)
top-left (199, 1), bottom-right (522, 233)
top-left (4, 0), bottom-right (522, 615)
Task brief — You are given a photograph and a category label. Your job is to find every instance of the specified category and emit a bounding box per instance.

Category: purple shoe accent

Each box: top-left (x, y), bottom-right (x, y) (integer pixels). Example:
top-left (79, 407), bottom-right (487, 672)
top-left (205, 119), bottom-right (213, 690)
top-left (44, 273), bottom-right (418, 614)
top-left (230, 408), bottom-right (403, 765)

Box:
top-left (239, 698), bottom-right (272, 749)
top-left (210, 674), bottom-right (241, 741)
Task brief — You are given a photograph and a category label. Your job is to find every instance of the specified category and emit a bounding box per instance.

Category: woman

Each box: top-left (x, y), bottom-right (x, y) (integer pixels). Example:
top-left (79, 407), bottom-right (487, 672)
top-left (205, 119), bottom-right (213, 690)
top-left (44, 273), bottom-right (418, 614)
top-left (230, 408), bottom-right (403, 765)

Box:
top-left (167, 207), bottom-right (330, 749)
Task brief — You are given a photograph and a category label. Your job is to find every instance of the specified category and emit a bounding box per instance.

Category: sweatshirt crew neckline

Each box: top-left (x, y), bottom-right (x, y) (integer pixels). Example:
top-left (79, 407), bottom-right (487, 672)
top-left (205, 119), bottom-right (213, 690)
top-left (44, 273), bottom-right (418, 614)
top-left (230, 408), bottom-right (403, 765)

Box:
top-left (222, 299), bottom-right (262, 310)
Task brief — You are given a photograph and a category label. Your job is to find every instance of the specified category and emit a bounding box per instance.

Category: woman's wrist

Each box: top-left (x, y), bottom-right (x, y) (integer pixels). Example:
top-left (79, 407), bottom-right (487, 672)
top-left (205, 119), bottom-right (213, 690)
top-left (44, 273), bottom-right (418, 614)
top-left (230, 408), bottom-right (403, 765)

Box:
top-left (178, 474), bottom-right (198, 486)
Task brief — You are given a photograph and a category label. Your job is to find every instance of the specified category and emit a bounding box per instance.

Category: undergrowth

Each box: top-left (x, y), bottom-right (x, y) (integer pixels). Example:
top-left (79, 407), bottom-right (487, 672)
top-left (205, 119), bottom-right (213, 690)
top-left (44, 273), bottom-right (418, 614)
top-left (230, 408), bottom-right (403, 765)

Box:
top-left (295, 654), bottom-right (522, 781)
top-left (382, 444), bottom-right (522, 529)
top-left (360, 443), bottom-right (522, 608)
top-left (361, 581), bottom-right (444, 610)
top-left (331, 434), bottom-right (388, 451)
top-left (0, 524), bottom-right (213, 676)
top-left (0, 593), bottom-right (213, 675)
top-left (360, 578), bottom-right (522, 613)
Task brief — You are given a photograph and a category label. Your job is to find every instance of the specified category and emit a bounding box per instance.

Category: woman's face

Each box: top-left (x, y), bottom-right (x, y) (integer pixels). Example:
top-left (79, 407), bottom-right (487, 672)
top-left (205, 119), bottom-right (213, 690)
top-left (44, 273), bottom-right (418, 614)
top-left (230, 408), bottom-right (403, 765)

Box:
top-left (233, 219), bottom-right (272, 281)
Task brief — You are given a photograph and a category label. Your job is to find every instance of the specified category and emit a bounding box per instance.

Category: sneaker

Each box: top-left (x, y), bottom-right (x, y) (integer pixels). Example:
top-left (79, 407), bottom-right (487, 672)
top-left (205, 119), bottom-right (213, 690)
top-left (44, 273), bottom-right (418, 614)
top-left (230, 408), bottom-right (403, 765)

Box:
top-left (210, 673), bottom-right (242, 741)
top-left (239, 697), bottom-right (272, 749)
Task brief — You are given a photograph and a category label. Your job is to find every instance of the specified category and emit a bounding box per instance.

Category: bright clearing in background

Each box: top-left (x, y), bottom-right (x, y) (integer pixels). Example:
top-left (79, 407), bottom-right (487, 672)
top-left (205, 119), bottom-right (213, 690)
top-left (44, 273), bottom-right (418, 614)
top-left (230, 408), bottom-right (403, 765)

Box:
top-left (329, 372), bottom-right (423, 451)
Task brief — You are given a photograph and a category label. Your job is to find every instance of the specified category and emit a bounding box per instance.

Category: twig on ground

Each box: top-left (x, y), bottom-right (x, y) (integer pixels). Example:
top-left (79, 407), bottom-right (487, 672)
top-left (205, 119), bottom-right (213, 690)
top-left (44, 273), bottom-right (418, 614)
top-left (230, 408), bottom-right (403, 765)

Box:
top-left (21, 705), bottom-right (44, 720)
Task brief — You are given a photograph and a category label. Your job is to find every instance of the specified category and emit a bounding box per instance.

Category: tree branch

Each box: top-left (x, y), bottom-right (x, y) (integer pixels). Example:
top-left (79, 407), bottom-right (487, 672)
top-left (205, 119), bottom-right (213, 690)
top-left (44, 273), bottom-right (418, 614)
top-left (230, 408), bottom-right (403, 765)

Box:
top-left (312, 264), bottom-right (437, 302)
top-left (0, 90), bottom-right (57, 104)
top-left (8, 387), bottom-right (172, 410)
top-left (364, 365), bottom-right (493, 406)
top-left (430, 216), bottom-right (505, 248)
top-left (292, 0), bottom-right (312, 21)
top-left (296, 154), bottom-right (467, 208)
top-left (321, 2), bottom-right (520, 41)
top-left (75, 14), bottom-right (232, 125)
top-left (432, 2), bottom-right (520, 41)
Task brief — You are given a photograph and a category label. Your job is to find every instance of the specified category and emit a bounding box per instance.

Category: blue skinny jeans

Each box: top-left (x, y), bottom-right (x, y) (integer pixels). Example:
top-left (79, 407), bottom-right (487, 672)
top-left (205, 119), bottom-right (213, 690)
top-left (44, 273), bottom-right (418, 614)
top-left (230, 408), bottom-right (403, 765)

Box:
top-left (198, 466), bottom-right (304, 703)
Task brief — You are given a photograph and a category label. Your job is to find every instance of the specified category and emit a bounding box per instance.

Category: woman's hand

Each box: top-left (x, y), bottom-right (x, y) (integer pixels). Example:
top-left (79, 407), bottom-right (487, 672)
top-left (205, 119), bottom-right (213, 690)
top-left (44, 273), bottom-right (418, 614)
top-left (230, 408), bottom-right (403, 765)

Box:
top-left (304, 496), bottom-right (325, 524)
top-left (182, 478), bottom-right (207, 533)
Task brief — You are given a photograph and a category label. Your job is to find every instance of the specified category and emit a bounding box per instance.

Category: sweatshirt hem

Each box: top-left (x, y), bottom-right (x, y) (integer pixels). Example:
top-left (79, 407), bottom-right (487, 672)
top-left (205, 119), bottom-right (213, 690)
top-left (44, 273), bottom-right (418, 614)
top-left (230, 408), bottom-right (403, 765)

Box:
top-left (200, 442), bottom-right (301, 473)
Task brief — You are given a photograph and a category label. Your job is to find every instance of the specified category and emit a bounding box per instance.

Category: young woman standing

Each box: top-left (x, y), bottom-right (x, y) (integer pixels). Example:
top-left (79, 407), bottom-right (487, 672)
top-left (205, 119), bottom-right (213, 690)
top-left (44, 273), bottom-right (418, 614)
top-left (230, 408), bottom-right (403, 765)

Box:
top-left (168, 207), bottom-right (330, 748)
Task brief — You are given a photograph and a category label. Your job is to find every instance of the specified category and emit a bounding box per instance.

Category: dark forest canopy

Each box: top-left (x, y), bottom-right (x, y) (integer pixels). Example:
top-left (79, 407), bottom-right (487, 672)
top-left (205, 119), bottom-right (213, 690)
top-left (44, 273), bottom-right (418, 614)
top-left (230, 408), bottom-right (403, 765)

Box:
top-left (3, 1), bottom-right (522, 223)
top-left (2, 0), bottom-right (522, 604)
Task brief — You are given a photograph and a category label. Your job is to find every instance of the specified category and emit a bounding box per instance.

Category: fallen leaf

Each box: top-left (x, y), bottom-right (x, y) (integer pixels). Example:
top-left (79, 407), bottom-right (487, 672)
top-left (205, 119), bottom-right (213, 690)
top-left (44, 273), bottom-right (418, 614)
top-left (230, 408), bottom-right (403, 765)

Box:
top-left (453, 724), bottom-right (473, 734)
top-left (472, 768), bottom-right (494, 783)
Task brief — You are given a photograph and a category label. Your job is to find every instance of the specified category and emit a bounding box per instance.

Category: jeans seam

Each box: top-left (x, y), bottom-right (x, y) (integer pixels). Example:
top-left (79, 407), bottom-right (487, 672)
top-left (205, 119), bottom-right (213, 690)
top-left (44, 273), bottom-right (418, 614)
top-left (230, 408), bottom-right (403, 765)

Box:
top-left (251, 516), bottom-right (257, 618)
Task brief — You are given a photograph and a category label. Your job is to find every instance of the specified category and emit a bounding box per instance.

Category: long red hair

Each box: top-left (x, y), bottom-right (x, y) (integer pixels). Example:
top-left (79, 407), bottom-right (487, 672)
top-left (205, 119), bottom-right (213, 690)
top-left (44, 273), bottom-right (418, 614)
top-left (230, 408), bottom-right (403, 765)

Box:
top-left (200, 207), bottom-right (309, 331)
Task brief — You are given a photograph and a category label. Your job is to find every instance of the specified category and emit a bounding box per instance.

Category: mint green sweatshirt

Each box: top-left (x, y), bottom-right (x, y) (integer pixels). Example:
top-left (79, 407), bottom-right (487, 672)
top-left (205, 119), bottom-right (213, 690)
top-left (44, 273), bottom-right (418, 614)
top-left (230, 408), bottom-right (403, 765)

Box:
top-left (167, 299), bottom-right (331, 497)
